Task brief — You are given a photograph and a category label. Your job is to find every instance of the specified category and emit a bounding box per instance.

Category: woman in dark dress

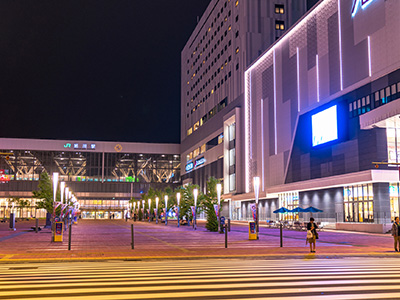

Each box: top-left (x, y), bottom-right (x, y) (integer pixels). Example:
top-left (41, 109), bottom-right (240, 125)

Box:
top-left (307, 217), bottom-right (318, 253)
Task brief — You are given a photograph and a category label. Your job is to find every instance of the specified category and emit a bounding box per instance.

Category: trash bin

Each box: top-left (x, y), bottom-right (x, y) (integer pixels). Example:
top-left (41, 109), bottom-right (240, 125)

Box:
top-left (249, 221), bottom-right (257, 240)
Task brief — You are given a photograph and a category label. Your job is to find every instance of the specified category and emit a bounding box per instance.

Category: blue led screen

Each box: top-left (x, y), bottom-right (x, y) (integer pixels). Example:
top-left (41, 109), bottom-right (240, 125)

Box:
top-left (312, 105), bottom-right (338, 147)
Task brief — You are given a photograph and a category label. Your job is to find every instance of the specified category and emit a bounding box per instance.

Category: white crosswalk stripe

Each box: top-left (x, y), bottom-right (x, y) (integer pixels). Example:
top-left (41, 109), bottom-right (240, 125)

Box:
top-left (1, 258), bottom-right (400, 299)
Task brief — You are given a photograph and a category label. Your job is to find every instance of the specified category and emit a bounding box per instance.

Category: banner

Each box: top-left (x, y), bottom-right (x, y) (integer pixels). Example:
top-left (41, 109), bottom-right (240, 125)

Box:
top-left (214, 204), bottom-right (219, 219)
top-left (154, 208), bottom-right (158, 216)
top-left (191, 206), bottom-right (195, 217)
top-left (174, 206), bottom-right (178, 215)
top-left (250, 203), bottom-right (257, 221)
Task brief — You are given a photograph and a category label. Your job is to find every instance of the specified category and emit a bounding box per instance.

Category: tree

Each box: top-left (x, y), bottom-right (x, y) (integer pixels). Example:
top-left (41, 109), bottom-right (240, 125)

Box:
top-left (201, 177), bottom-right (221, 232)
top-left (180, 183), bottom-right (201, 223)
top-left (33, 172), bottom-right (53, 213)
top-left (33, 172), bottom-right (60, 226)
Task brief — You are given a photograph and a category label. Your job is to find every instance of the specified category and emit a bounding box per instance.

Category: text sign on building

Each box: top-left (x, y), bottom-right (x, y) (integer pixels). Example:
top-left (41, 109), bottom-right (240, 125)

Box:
top-left (352, 0), bottom-right (375, 17)
top-left (63, 143), bottom-right (96, 150)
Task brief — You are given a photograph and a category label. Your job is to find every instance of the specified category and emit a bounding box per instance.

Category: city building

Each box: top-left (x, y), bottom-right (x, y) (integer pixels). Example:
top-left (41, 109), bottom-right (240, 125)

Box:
top-left (0, 138), bottom-right (180, 219)
top-left (183, 0), bottom-right (400, 233)
top-left (181, 0), bottom-right (308, 194)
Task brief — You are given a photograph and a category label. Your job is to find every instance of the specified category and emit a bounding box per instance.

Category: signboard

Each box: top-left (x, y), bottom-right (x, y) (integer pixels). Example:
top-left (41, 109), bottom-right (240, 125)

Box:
top-left (185, 157), bottom-right (206, 173)
top-left (352, 0), bottom-right (375, 17)
top-left (54, 222), bottom-right (63, 242)
top-left (64, 143), bottom-right (96, 150)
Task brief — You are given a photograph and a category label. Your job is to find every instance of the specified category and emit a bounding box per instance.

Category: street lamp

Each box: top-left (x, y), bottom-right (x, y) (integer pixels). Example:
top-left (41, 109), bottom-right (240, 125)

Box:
top-left (53, 172), bottom-right (59, 204)
top-left (164, 195), bottom-right (168, 225)
top-left (176, 192), bottom-right (180, 228)
top-left (254, 177), bottom-right (260, 239)
top-left (193, 189), bottom-right (198, 230)
top-left (155, 197), bottom-right (159, 224)
top-left (142, 200), bottom-right (145, 221)
top-left (148, 199), bottom-right (151, 223)
top-left (216, 183), bottom-right (222, 233)
top-left (60, 182), bottom-right (65, 204)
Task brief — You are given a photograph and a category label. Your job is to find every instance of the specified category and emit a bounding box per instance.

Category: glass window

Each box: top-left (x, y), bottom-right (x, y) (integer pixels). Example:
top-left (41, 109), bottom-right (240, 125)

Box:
top-left (193, 121), bottom-right (200, 131)
top-left (229, 123), bottom-right (236, 141)
top-left (229, 148), bottom-right (235, 167)
top-left (218, 133), bottom-right (224, 144)
top-left (193, 148), bottom-right (200, 158)
top-left (200, 144), bottom-right (206, 154)
top-left (229, 173), bottom-right (236, 192)
top-left (187, 127), bottom-right (193, 136)
top-left (343, 184), bottom-right (373, 223)
top-left (275, 4), bottom-right (284, 14)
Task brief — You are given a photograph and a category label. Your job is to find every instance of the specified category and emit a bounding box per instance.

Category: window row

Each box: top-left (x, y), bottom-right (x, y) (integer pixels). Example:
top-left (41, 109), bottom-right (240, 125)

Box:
top-left (349, 82), bottom-right (400, 117)
top-left (186, 132), bottom-right (224, 162)
top-left (187, 98), bottom-right (228, 136)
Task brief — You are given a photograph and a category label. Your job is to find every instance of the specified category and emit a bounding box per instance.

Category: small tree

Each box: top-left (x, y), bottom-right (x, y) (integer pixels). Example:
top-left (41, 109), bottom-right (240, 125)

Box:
top-left (201, 177), bottom-right (221, 232)
top-left (33, 172), bottom-right (60, 226)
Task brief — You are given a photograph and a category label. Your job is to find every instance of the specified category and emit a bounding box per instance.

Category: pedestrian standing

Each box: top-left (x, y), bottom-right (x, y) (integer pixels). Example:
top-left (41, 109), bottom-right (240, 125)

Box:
top-left (306, 217), bottom-right (318, 253)
top-left (392, 217), bottom-right (400, 252)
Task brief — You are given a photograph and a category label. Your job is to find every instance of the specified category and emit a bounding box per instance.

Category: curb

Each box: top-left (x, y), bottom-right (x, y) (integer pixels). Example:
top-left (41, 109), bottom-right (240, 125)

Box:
top-left (1, 252), bottom-right (400, 264)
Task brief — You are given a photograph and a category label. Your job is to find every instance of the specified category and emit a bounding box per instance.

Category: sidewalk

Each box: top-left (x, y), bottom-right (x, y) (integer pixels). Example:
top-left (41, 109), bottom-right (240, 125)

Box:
top-left (0, 218), bottom-right (397, 263)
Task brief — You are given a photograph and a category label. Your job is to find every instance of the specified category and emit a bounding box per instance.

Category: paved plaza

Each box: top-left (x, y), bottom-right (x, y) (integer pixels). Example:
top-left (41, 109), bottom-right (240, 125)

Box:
top-left (0, 219), bottom-right (398, 263)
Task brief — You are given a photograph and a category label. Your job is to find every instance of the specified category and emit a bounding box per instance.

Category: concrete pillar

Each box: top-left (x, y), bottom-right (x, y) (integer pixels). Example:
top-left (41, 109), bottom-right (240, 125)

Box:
top-left (373, 183), bottom-right (391, 224)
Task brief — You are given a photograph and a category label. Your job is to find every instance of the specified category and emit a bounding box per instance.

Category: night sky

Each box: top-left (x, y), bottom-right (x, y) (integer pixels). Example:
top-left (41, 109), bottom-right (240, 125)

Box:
top-left (0, 0), bottom-right (210, 144)
top-left (0, 0), bottom-right (318, 145)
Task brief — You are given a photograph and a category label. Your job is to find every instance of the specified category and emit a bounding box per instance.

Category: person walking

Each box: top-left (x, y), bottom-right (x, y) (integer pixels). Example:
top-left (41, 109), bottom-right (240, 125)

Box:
top-left (392, 217), bottom-right (400, 252)
top-left (306, 217), bottom-right (318, 253)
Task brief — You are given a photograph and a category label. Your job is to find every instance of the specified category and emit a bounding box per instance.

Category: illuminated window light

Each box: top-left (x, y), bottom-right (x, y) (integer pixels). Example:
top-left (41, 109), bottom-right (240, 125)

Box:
top-left (235, 0), bottom-right (239, 7)
top-left (368, 36), bottom-right (372, 77)
top-left (316, 54), bottom-right (320, 102)
top-left (236, 47), bottom-right (239, 53)
top-left (273, 49), bottom-right (277, 155)
top-left (296, 47), bottom-right (300, 112)
top-left (338, 0), bottom-right (344, 91)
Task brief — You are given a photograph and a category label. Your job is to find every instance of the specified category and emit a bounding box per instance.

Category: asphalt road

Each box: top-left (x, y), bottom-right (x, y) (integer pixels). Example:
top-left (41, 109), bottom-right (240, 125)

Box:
top-left (1, 258), bottom-right (400, 299)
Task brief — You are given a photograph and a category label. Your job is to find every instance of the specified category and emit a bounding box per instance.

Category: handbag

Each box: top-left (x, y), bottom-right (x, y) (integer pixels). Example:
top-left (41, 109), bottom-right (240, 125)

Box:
top-left (306, 230), bottom-right (313, 239)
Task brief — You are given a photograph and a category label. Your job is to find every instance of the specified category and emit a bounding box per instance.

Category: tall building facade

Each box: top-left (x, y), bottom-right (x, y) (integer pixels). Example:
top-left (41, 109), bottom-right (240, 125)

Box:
top-left (243, 0), bottom-right (400, 232)
top-left (181, 0), bottom-right (308, 194)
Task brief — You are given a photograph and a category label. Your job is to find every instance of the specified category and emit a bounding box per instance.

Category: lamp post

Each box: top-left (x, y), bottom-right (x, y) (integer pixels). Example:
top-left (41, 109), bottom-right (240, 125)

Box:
top-left (254, 177), bottom-right (260, 239)
top-left (60, 182), bottom-right (65, 205)
top-left (137, 201), bottom-right (140, 220)
top-left (193, 189), bottom-right (198, 230)
top-left (164, 195), bottom-right (168, 225)
top-left (216, 183), bottom-right (222, 233)
top-left (176, 192), bottom-right (180, 228)
top-left (142, 200), bottom-right (145, 221)
top-left (155, 197), bottom-right (159, 224)
top-left (148, 199), bottom-right (151, 223)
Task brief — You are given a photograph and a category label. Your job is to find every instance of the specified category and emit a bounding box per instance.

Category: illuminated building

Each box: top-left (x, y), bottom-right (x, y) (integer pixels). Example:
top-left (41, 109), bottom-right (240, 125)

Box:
top-left (184, 0), bottom-right (400, 232)
top-left (0, 138), bottom-right (180, 219)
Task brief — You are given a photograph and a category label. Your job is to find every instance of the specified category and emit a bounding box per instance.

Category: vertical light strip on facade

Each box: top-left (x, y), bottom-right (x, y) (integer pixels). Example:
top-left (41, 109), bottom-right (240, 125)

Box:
top-left (338, 0), bottom-right (344, 91)
top-left (296, 47), bottom-right (301, 112)
top-left (244, 72), bottom-right (250, 193)
top-left (316, 54), bottom-right (320, 102)
top-left (273, 49), bottom-right (277, 155)
top-left (367, 35), bottom-right (372, 77)
top-left (261, 99), bottom-right (265, 192)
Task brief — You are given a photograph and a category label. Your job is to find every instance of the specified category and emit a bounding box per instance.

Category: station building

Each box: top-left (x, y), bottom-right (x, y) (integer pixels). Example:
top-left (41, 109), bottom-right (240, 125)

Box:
top-left (0, 138), bottom-right (180, 219)
top-left (183, 0), bottom-right (400, 232)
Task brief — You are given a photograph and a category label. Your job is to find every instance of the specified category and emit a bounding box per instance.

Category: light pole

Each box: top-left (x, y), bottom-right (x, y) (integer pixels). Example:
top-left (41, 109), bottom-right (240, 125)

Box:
top-left (155, 197), bottom-right (159, 224)
top-left (193, 189), bottom-right (198, 230)
top-left (137, 201), bottom-right (140, 221)
top-left (254, 177), bottom-right (260, 239)
top-left (60, 182), bottom-right (65, 205)
top-left (216, 183), bottom-right (222, 233)
top-left (164, 195), bottom-right (168, 225)
top-left (133, 202), bottom-right (136, 221)
top-left (176, 192), bottom-right (180, 228)
top-left (148, 199), bottom-right (151, 223)
top-left (142, 200), bottom-right (145, 221)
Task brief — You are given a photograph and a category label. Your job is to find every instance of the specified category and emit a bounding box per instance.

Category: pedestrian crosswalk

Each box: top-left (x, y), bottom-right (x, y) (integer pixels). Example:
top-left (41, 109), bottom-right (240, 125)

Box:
top-left (1, 258), bottom-right (400, 299)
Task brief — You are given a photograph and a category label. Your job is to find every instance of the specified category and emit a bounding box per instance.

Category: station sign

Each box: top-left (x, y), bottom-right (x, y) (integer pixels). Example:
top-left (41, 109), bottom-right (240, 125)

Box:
top-left (63, 143), bottom-right (96, 150)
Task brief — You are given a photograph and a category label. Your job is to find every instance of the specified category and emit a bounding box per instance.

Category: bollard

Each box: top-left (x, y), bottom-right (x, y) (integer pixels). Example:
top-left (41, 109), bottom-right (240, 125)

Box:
top-left (225, 225), bottom-right (228, 248)
top-left (280, 222), bottom-right (283, 247)
top-left (131, 224), bottom-right (134, 250)
top-left (35, 218), bottom-right (39, 233)
top-left (228, 218), bottom-right (231, 232)
top-left (68, 224), bottom-right (72, 251)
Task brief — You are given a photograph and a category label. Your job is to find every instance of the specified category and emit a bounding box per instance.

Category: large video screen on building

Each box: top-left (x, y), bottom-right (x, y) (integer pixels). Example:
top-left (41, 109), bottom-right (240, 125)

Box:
top-left (312, 105), bottom-right (338, 147)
